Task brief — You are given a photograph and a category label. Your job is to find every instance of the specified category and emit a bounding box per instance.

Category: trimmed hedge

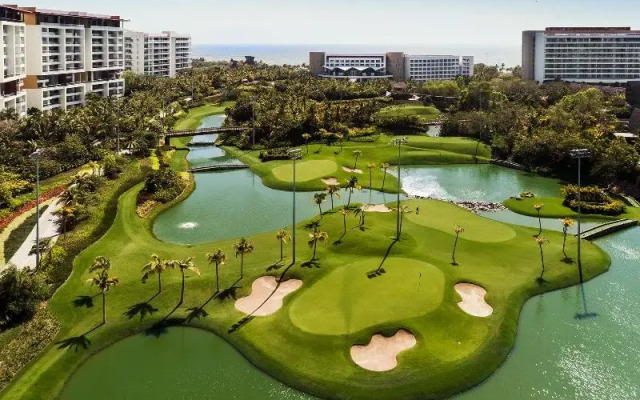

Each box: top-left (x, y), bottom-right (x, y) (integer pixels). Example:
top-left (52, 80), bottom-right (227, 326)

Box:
top-left (562, 185), bottom-right (626, 216)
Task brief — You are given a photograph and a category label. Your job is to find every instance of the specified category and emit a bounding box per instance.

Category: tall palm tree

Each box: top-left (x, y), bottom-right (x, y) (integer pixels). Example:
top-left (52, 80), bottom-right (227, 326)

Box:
top-left (534, 236), bottom-right (549, 283)
top-left (367, 163), bottom-right (376, 189)
top-left (87, 268), bottom-right (119, 324)
top-left (534, 203), bottom-right (544, 236)
top-left (381, 163), bottom-right (390, 191)
top-left (345, 176), bottom-right (362, 208)
top-left (54, 205), bottom-right (77, 240)
top-left (340, 207), bottom-right (349, 235)
top-left (335, 133), bottom-right (344, 152)
top-left (206, 249), bottom-right (226, 293)
top-left (325, 184), bottom-right (341, 209)
top-left (313, 192), bottom-right (328, 217)
top-left (308, 231), bottom-right (329, 260)
top-left (302, 133), bottom-right (311, 154)
top-left (142, 254), bottom-right (170, 293)
top-left (396, 205), bottom-right (413, 236)
top-left (352, 150), bottom-right (362, 169)
top-left (172, 257), bottom-right (200, 305)
top-left (90, 256), bottom-right (111, 273)
top-left (275, 230), bottom-right (291, 262)
top-left (451, 226), bottom-right (465, 266)
top-left (233, 238), bottom-right (255, 280)
top-left (560, 218), bottom-right (574, 260)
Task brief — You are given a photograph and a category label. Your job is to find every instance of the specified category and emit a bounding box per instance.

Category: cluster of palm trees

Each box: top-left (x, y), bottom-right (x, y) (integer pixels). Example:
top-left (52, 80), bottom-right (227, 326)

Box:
top-left (54, 172), bottom-right (103, 240)
top-left (141, 255), bottom-right (200, 304)
top-left (531, 203), bottom-right (576, 284)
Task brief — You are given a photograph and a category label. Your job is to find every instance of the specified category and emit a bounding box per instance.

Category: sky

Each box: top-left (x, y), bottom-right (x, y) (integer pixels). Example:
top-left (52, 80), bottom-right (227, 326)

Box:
top-left (23, 0), bottom-right (640, 46)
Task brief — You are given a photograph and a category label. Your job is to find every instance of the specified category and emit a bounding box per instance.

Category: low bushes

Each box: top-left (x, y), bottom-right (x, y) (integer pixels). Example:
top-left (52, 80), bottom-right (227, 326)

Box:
top-left (562, 185), bottom-right (625, 215)
top-left (259, 148), bottom-right (292, 162)
top-left (0, 266), bottom-right (51, 331)
top-left (139, 168), bottom-right (186, 204)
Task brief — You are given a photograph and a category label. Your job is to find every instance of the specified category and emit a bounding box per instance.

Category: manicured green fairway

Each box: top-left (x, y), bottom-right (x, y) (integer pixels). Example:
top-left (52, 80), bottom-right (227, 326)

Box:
top-left (376, 104), bottom-right (440, 122)
top-left (289, 258), bottom-right (445, 335)
top-left (174, 102), bottom-right (235, 131)
top-left (271, 160), bottom-right (338, 182)
top-left (0, 182), bottom-right (610, 400)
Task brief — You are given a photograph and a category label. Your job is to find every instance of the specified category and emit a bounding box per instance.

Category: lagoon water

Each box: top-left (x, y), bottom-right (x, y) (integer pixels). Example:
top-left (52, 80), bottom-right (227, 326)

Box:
top-left (63, 114), bottom-right (640, 400)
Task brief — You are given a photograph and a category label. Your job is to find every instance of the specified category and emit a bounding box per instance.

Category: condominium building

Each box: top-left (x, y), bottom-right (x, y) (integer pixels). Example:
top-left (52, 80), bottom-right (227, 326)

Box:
top-left (0, 5), bottom-right (27, 116)
top-left (125, 30), bottom-right (191, 77)
top-left (17, 6), bottom-right (125, 111)
top-left (523, 27), bottom-right (640, 83)
top-left (309, 52), bottom-right (474, 82)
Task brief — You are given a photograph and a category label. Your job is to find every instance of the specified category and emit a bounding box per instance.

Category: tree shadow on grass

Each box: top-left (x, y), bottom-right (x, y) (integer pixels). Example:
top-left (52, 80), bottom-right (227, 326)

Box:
top-left (301, 259), bottom-right (321, 268)
top-left (562, 257), bottom-right (575, 264)
top-left (367, 239), bottom-right (398, 279)
top-left (72, 294), bottom-right (99, 308)
top-left (124, 302), bottom-right (159, 321)
top-left (56, 323), bottom-right (103, 351)
top-left (145, 317), bottom-right (186, 338)
top-left (266, 262), bottom-right (285, 272)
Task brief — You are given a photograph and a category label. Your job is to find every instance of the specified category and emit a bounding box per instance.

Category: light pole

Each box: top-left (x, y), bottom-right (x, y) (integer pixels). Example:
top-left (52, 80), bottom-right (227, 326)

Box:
top-left (251, 96), bottom-right (258, 148)
top-left (288, 148), bottom-right (302, 264)
top-left (30, 148), bottom-right (45, 270)
top-left (570, 148), bottom-right (591, 283)
top-left (391, 137), bottom-right (408, 240)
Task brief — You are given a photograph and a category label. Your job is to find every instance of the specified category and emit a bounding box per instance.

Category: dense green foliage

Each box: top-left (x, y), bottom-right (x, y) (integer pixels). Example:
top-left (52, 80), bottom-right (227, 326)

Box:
top-left (562, 185), bottom-right (626, 215)
top-left (0, 266), bottom-right (50, 330)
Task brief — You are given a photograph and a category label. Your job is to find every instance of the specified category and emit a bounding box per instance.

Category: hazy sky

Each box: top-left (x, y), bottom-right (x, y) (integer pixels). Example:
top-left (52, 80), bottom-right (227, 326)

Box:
top-left (25, 0), bottom-right (640, 46)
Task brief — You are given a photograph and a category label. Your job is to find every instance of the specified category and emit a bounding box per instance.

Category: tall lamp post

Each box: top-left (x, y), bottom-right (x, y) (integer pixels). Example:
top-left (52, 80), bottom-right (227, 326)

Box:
top-left (391, 137), bottom-right (408, 240)
top-left (570, 148), bottom-right (591, 282)
top-left (288, 148), bottom-right (302, 264)
top-left (30, 148), bottom-right (45, 270)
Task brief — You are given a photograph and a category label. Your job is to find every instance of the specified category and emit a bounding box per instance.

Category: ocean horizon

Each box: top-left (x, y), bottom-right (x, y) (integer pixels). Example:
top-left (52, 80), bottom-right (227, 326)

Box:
top-left (193, 44), bottom-right (521, 68)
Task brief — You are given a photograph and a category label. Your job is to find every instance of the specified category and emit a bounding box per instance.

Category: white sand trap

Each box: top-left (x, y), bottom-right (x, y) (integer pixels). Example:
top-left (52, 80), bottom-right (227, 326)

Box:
top-left (342, 166), bottom-right (363, 174)
top-left (363, 204), bottom-right (392, 213)
top-left (235, 276), bottom-right (303, 317)
top-left (350, 330), bottom-right (417, 372)
top-left (455, 283), bottom-right (493, 317)
top-left (321, 177), bottom-right (339, 185)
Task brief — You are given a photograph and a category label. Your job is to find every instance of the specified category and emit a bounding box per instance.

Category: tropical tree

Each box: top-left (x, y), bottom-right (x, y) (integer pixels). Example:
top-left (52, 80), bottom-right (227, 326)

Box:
top-left (87, 267), bottom-right (119, 324)
top-left (89, 256), bottom-right (111, 273)
top-left (534, 203), bottom-right (544, 236)
top-left (141, 254), bottom-right (170, 293)
top-left (560, 218), bottom-right (574, 260)
top-left (352, 150), bottom-right (362, 169)
top-left (396, 205), bottom-right (414, 236)
top-left (171, 257), bottom-right (200, 304)
top-left (302, 133), bottom-right (311, 154)
top-left (275, 230), bottom-right (290, 262)
top-left (54, 205), bottom-right (77, 240)
top-left (451, 226), bottom-right (465, 266)
top-left (345, 176), bottom-right (362, 208)
top-left (354, 207), bottom-right (367, 227)
top-left (367, 163), bottom-right (376, 189)
top-left (534, 236), bottom-right (549, 283)
top-left (313, 192), bottom-right (328, 217)
top-left (335, 133), bottom-right (344, 152)
top-left (233, 238), bottom-right (255, 280)
top-left (381, 163), bottom-right (390, 191)
top-left (206, 249), bottom-right (227, 293)
top-left (340, 207), bottom-right (350, 236)
top-left (325, 184), bottom-right (340, 209)
top-left (308, 230), bottom-right (329, 260)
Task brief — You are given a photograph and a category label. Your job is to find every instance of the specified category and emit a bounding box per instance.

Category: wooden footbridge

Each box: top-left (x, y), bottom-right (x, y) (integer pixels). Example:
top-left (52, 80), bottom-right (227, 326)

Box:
top-left (188, 164), bottom-right (250, 173)
top-left (578, 219), bottom-right (638, 240)
top-left (164, 126), bottom-right (247, 145)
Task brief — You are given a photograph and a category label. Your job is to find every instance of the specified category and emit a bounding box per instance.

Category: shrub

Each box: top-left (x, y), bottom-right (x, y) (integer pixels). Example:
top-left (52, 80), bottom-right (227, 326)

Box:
top-left (0, 266), bottom-right (50, 330)
top-left (139, 169), bottom-right (185, 204)
top-left (259, 148), bottom-right (291, 162)
top-left (562, 185), bottom-right (626, 215)
top-left (103, 154), bottom-right (124, 179)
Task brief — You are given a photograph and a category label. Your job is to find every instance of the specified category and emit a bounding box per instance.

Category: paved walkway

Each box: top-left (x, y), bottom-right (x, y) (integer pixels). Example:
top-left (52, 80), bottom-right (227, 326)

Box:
top-left (8, 198), bottom-right (62, 270)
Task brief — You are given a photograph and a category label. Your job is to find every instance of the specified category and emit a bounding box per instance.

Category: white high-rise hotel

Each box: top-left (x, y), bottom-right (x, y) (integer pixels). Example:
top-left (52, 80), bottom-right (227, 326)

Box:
top-left (523, 27), bottom-right (640, 83)
top-left (125, 30), bottom-right (191, 77)
top-left (0, 5), bottom-right (27, 115)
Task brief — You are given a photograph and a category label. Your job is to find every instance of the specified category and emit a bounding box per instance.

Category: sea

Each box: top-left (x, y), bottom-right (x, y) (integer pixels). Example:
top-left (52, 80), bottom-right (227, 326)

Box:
top-left (193, 44), bottom-right (521, 67)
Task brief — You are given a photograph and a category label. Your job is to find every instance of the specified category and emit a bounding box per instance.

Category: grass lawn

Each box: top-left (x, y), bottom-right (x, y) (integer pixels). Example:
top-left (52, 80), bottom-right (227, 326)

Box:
top-left (504, 196), bottom-right (640, 221)
top-left (173, 101), bottom-right (235, 131)
top-left (223, 135), bottom-right (491, 193)
top-left (0, 187), bottom-right (610, 400)
top-left (376, 104), bottom-right (441, 122)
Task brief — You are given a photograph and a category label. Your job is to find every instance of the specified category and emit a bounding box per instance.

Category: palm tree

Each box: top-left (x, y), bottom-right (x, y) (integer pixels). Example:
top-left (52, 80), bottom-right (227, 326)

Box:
top-left (354, 207), bottom-right (367, 227)
top-left (302, 133), bottom-right (311, 154)
top-left (325, 184), bottom-right (341, 209)
top-left (534, 236), bottom-right (549, 283)
top-left (352, 150), bottom-right (362, 169)
top-left (233, 238), bottom-right (255, 280)
top-left (335, 133), bottom-right (344, 152)
top-left (345, 176), bottom-right (362, 208)
top-left (87, 268), bottom-right (119, 324)
top-left (275, 230), bottom-right (290, 262)
top-left (560, 218), bottom-right (574, 260)
top-left (54, 205), bottom-right (77, 240)
top-left (172, 257), bottom-right (200, 305)
top-left (367, 163), bottom-right (376, 189)
top-left (340, 207), bottom-right (349, 235)
top-left (397, 205), bottom-right (414, 236)
top-left (534, 203), bottom-right (544, 236)
top-left (451, 226), bottom-right (465, 266)
top-left (308, 231), bottom-right (329, 260)
top-left (90, 256), bottom-right (111, 273)
top-left (381, 163), bottom-right (390, 191)
top-left (206, 249), bottom-right (226, 293)
top-left (313, 192), bottom-right (328, 217)
top-left (142, 254), bottom-right (170, 293)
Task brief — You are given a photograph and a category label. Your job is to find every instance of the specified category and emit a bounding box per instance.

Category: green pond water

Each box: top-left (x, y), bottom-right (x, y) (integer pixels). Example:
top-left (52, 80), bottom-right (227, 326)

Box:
top-left (62, 115), bottom-right (640, 399)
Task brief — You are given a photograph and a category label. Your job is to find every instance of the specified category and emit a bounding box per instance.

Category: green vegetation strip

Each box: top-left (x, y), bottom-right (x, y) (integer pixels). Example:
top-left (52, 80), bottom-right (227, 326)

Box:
top-left (173, 102), bottom-right (235, 131)
top-left (376, 104), bottom-right (441, 121)
top-left (504, 197), bottom-right (640, 221)
top-left (1, 188), bottom-right (609, 400)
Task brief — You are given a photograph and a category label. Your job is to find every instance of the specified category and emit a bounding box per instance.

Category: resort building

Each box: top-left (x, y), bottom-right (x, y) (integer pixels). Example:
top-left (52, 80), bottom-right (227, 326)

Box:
top-left (0, 5), bottom-right (27, 116)
top-left (14, 6), bottom-right (125, 111)
top-left (124, 30), bottom-right (191, 77)
top-left (523, 27), bottom-right (640, 83)
top-left (309, 52), bottom-right (474, 82)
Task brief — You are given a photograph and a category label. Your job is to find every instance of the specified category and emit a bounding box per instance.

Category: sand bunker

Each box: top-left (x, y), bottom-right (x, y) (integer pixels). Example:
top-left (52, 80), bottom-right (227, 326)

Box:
top-left (363, 204), bottom-right (392, 213)
top-left (350, 330), bottom-right (417, 372)
top-left (235, 276), bottom-right (303, 317)
top-left (321, 177), bottom-right (339, 186)
top-left (342, 166), bottom-right (363, 174)
top-left (455, 283), bottom-right (493, 317)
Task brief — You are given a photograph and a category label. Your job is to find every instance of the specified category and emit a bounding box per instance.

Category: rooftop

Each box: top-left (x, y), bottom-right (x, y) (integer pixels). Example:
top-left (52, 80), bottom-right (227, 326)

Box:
top-left (3, 4), bottom-right (123, 20)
